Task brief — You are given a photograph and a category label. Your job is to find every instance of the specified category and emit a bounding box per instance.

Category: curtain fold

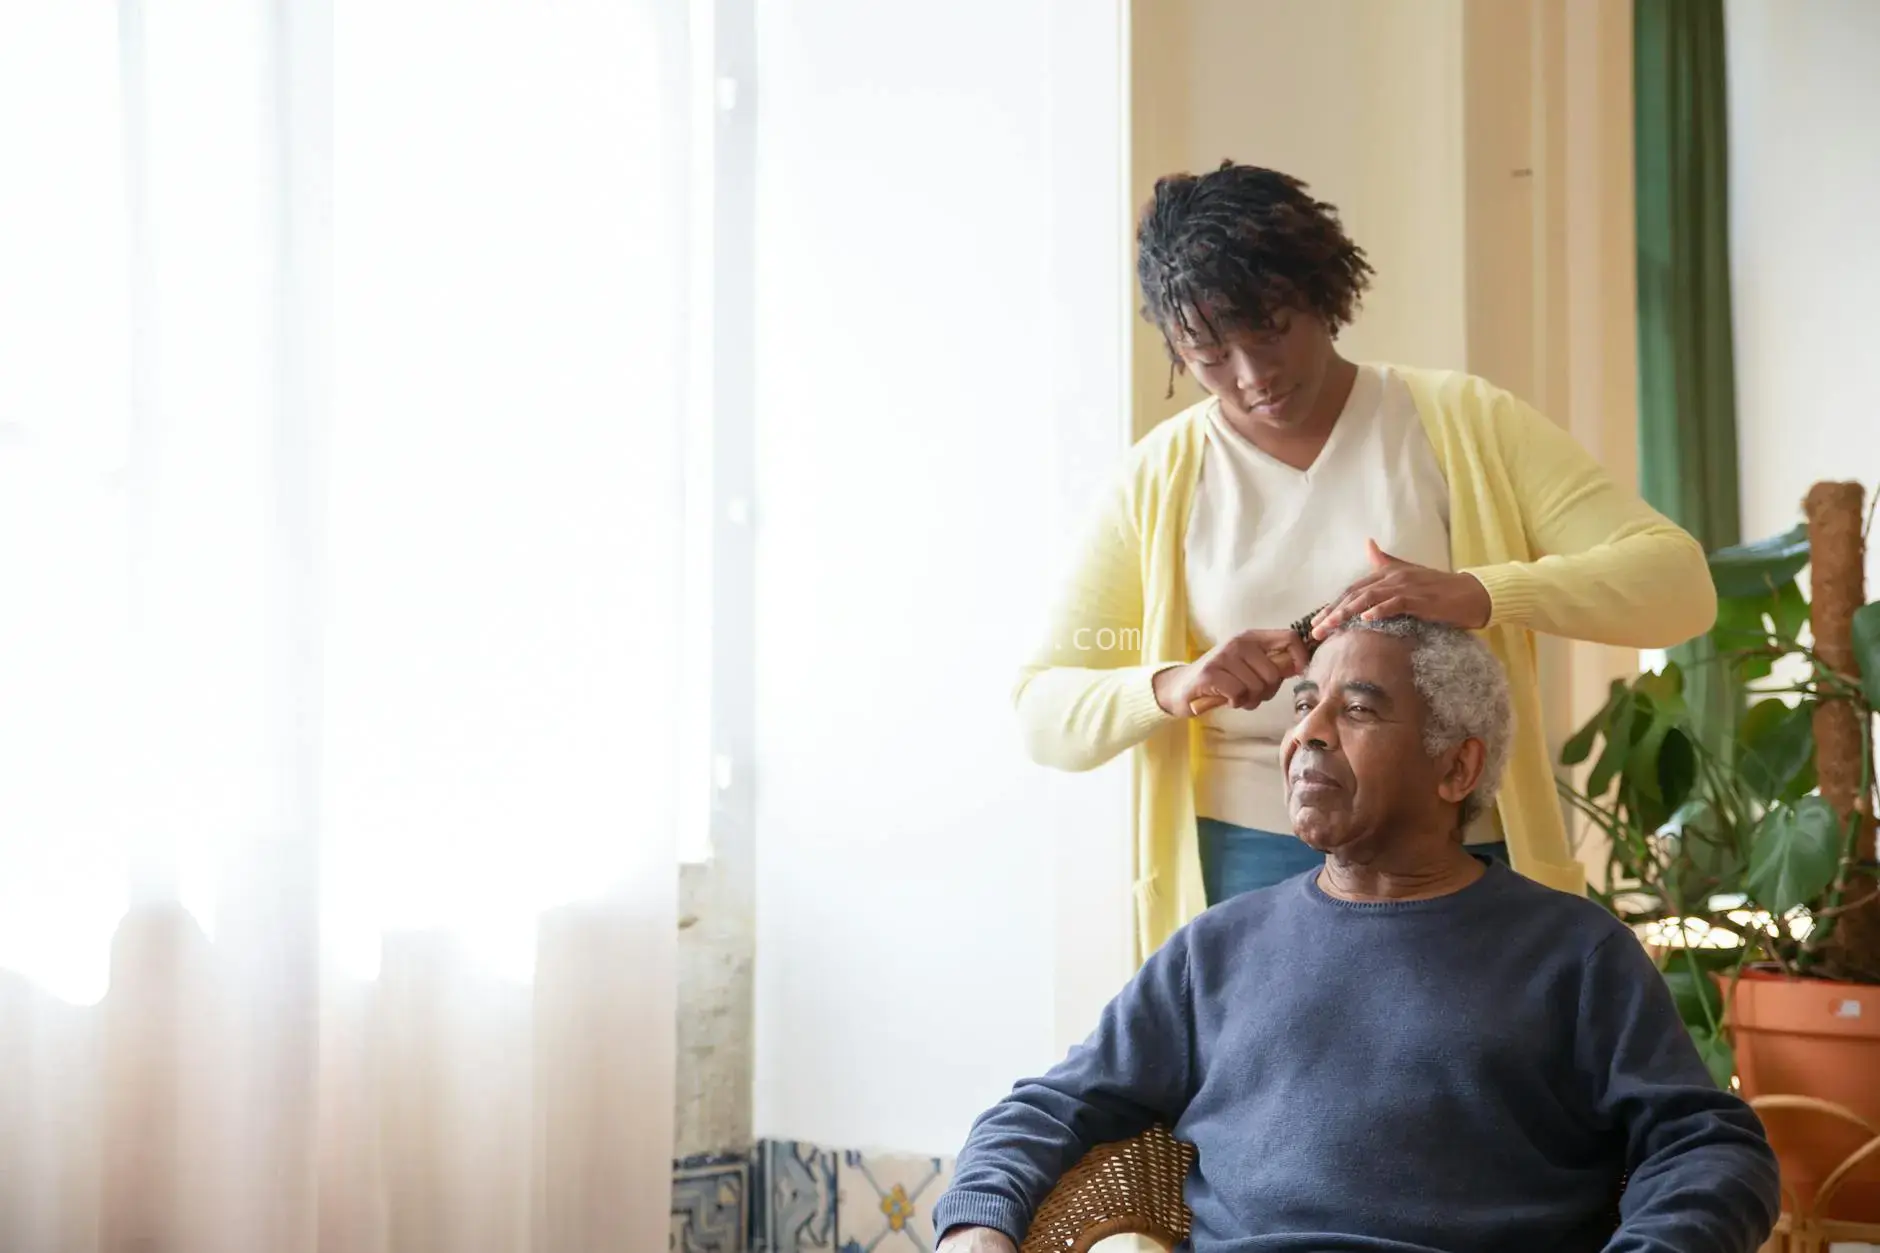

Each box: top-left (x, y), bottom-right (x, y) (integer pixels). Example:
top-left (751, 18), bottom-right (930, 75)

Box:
top-left (1634, 0), bottom-right (1743, 743)
top-left (0, 3), bottom-right (686, 1249)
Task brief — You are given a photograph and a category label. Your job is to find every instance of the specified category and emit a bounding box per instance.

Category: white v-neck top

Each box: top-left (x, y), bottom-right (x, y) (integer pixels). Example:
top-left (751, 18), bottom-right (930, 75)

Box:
top-left (1184, 364), bottom-right (1496, 840)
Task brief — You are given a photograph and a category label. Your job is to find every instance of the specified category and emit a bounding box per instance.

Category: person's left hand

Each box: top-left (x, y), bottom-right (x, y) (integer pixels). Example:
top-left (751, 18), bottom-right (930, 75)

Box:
top-left (1311, 539), bottom-right (1493, 639)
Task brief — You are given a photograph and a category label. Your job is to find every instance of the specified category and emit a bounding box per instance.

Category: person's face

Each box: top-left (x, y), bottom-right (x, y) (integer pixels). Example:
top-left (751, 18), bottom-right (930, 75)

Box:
top-left (1169, 306), bottom-right (1339, 434)
top-left (1280, 631), bottom-right (1483, 855)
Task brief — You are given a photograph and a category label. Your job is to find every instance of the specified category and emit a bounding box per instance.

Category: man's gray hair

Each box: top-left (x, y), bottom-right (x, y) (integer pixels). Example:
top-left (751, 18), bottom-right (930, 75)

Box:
top-left (1336, 617), bottom-right (1513, 831)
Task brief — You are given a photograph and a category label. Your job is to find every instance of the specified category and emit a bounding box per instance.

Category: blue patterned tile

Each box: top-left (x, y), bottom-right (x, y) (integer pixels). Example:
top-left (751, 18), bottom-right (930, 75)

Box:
top-left (759, 1139), bottom-right (839, 1253)
top-left (673, 1153), bottom-right (751, 1253)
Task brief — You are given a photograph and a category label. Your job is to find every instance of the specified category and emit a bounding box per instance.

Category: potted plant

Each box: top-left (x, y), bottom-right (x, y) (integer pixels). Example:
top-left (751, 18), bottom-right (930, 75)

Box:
top-left (1559, 483), bottom-right (1880, 1223)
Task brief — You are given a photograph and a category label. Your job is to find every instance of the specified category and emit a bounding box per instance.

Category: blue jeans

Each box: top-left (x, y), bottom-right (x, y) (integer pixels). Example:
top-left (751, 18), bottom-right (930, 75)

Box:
top-left (1198, 816), bottom-right (1511, 905)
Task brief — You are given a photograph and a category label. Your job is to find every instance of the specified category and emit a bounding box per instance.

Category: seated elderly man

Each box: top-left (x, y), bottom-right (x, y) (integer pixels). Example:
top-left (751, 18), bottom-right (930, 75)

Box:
top-left (935, 618), bottom-right (1780, 1253)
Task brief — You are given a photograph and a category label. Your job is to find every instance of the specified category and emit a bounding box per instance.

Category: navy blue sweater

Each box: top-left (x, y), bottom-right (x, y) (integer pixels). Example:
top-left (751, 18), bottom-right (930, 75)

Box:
top-left (935, 863), bottom-right (1779, 1253)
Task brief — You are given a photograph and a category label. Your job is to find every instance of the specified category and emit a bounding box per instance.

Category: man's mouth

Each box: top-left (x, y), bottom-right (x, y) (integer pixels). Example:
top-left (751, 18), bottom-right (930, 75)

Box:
top-left (1289, 767), bottom-right (1340, 792)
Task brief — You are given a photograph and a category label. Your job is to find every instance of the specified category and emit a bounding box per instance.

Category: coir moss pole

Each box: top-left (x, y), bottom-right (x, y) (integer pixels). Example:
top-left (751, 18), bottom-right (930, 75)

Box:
top-left (1805, 482), bottom-right (1870, 855)
top-left (1806, 481), bottom-right (1879, 980)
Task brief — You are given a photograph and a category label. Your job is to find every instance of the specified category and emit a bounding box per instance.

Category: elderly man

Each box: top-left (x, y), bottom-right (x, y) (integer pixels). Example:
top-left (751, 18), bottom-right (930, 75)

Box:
top-left (936, 618), bottom-right (1780, 1253)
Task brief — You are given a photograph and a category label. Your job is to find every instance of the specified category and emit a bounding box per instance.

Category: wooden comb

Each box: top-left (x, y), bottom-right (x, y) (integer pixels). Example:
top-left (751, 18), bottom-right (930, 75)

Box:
top-left (1187, 606), bottom-right (1327, 717)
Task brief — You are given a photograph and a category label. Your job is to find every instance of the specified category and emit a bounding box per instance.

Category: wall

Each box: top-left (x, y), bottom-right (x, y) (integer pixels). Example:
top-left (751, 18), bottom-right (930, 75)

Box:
top-left (751, 0), bottom-right (1131, 1156)
top-left (1726, 0), bottom-right (1880, 581)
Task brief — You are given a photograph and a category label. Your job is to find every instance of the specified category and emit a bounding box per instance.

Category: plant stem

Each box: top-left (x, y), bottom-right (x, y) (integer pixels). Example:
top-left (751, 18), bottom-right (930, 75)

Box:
top-left (1815, 883), bottom-right (1880, 919)
top-left (1678, 942), bottom-right (1724, 1037)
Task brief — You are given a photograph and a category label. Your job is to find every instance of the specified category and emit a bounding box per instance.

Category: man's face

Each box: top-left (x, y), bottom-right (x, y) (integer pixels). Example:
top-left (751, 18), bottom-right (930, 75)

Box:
top-left (1170, 306), bottom-right (1339, 434)
top-left (1281, 631), bottom-right (1475, 855)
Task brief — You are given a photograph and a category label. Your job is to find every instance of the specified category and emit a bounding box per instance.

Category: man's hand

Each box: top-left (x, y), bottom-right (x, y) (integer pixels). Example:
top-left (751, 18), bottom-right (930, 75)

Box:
top-left (1312, 539), bottom-right (1492, 640)
top-left (1153, 626), bottom-right (1313, 716)
top-left (935, 1226), bottom-right (1018, 1253)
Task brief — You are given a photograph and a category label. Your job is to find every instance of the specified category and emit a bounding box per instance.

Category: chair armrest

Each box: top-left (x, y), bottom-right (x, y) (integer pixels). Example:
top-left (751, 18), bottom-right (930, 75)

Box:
top-left (1019, 1126), bottom-right (1195, 1253)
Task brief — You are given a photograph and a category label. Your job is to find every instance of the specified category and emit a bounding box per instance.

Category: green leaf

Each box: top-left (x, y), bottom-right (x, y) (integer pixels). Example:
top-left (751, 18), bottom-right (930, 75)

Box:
top-left (1782, 755), bottom-right (1819, 805)
top-left (1746, 796), bottom-right (1844, 914)
top-left (1625, 686), bottom-right (1690, 807)
top-left (1686, 831), bottom-right (1745, 897)
top-left (1655, 728), bottom-right (1698, 811)
top-left (1771, 580), bottom-right (1810, 644)
top-left (1561, 720), bottom-right (1601, 767)
top-left (1688, 1025), bottom-right (1738, 1090)
top-left (1561, 680), bottom-right (1630, 767)
top-left (1713, 593), bottom-right (1772, 649)
top-left (1663, 967), bottom-right (1724, 1031)
top-left (1736, 696), bottom-right (1788, 749)
top-left (1638, 664), bottom-right (1685, 700)
top-left (1738, 699), bottom-right (1815, 801)
top-left (1852, 603), bottom-right (1880, 706)
top-left (1660, 795), bottom-right (1743, 908)
top-left (1659, 798), bottom-right (1711, 839)
top-left (1709, 524), bottom-right (1810, 600)
top-left (1587, 694), bottom-right (1636, 797)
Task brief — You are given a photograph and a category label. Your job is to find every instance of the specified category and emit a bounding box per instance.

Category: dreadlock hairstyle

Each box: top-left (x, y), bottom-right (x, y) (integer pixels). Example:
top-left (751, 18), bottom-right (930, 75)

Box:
top-left (1135, 162), bottom-right (1374, 354)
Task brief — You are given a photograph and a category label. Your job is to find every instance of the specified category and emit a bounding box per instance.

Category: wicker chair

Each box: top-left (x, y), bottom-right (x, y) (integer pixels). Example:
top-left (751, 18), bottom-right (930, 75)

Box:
top-left (1019, 1126), bottom-right (1195, 1253)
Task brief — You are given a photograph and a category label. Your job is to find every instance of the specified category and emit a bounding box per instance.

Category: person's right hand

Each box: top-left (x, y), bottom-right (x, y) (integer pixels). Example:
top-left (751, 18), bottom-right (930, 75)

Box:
top-left (1153, 627), bottom-right (1312, 717)
top-left (935, 1227), bottom-right (1017, 1253)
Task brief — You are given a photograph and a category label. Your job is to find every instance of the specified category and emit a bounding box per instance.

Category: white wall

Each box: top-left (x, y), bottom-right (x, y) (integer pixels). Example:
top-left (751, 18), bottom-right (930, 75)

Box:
top-left (1727, 0), bottom-right (1880, 583)
top-left (751, 1), bottom-right (1131, 1156)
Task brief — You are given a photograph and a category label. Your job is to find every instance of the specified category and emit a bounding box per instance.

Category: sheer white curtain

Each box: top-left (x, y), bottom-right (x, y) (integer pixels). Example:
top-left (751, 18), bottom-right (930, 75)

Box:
top-left (0, 2), bottom-right (686, 1249)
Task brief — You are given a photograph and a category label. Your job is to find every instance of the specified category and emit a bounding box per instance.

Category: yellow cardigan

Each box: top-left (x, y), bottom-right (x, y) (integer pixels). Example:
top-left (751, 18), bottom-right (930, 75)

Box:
top-left (1015, 367), bottom-right (1717, 964)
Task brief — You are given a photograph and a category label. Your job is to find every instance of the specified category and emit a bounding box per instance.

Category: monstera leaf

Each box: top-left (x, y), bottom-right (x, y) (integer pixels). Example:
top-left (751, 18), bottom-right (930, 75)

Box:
top-left (1745, 796), bottom-right (1843, 915)
top-left (1659, 798), bottom-right (1744, 900)
top-left (1853, 602), bottom-right (1880, 706)
top-left (1560, 686), bottom-right (1617, 767)
top-left (1737, 698), bottom-right (1816, 804)
top-left (1708, 525), bottom-right (1809, 599)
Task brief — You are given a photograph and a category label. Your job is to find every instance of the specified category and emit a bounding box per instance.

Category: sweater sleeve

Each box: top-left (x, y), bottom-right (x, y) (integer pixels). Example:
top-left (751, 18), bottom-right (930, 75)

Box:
top-left (1459, 391), bottom-right (1718, 649)
top-left (932, 931), bottom-right (1195, 1247)
top-left (1579, 934), bottom-right (1781, 1253)
top-left (1011, 470), bottom-right (1180, 773)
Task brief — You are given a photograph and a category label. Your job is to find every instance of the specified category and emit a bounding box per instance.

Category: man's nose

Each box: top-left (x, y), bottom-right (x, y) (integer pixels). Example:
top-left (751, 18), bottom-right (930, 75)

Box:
top-left (1296, 701), bottom-right (1337, 750)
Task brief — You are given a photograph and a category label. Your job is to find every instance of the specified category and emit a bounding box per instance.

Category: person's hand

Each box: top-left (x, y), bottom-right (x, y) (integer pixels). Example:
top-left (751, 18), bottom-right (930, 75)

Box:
top-left (1153, 626), bottom-right (1313, 717)
top-left (1312, 539), bottom-right (1492, 640)
top-left (935, 1227), bottom-right (1018, 1253)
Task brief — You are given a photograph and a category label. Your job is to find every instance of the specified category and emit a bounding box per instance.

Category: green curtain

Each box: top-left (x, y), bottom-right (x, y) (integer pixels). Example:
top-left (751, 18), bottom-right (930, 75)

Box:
top-left (1634, 0), bottom-right (1741, 748)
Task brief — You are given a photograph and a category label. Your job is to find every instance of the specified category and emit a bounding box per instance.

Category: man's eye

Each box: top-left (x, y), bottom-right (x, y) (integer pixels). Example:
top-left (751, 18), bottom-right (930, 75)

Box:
top-left (1292, 700), bottom-right (1313, 715)
top-left (1345, 704), bottom-right (1374, 718)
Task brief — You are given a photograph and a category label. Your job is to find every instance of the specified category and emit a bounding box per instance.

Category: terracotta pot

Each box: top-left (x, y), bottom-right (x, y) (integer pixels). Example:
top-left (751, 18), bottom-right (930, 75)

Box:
top-left (1724, 968), bottom-right (1880, 1222)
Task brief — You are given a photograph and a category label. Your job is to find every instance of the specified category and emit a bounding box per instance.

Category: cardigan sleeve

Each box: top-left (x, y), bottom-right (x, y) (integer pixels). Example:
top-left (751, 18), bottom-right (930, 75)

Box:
top-left (1459, 391), bottom-right (1718, 649)
top-left (1012, 472), bottom-right (1181, 773)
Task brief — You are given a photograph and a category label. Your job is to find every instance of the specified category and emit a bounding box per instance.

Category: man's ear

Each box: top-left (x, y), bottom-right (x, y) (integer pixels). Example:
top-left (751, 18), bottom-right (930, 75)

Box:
top-left (1436, 738), bottom-right (1487, 807)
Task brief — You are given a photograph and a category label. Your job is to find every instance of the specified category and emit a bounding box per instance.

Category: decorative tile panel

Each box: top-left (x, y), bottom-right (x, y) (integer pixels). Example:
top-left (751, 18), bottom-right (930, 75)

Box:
top-left (672, 1152), bottom-right (751, 1253)
top-left (677, 1139), bottom-right (953, 1253)
top-left (835, 1150), bottom-right (953, 1253)
top-left (758, 1139), bottom-right (839, 1253)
